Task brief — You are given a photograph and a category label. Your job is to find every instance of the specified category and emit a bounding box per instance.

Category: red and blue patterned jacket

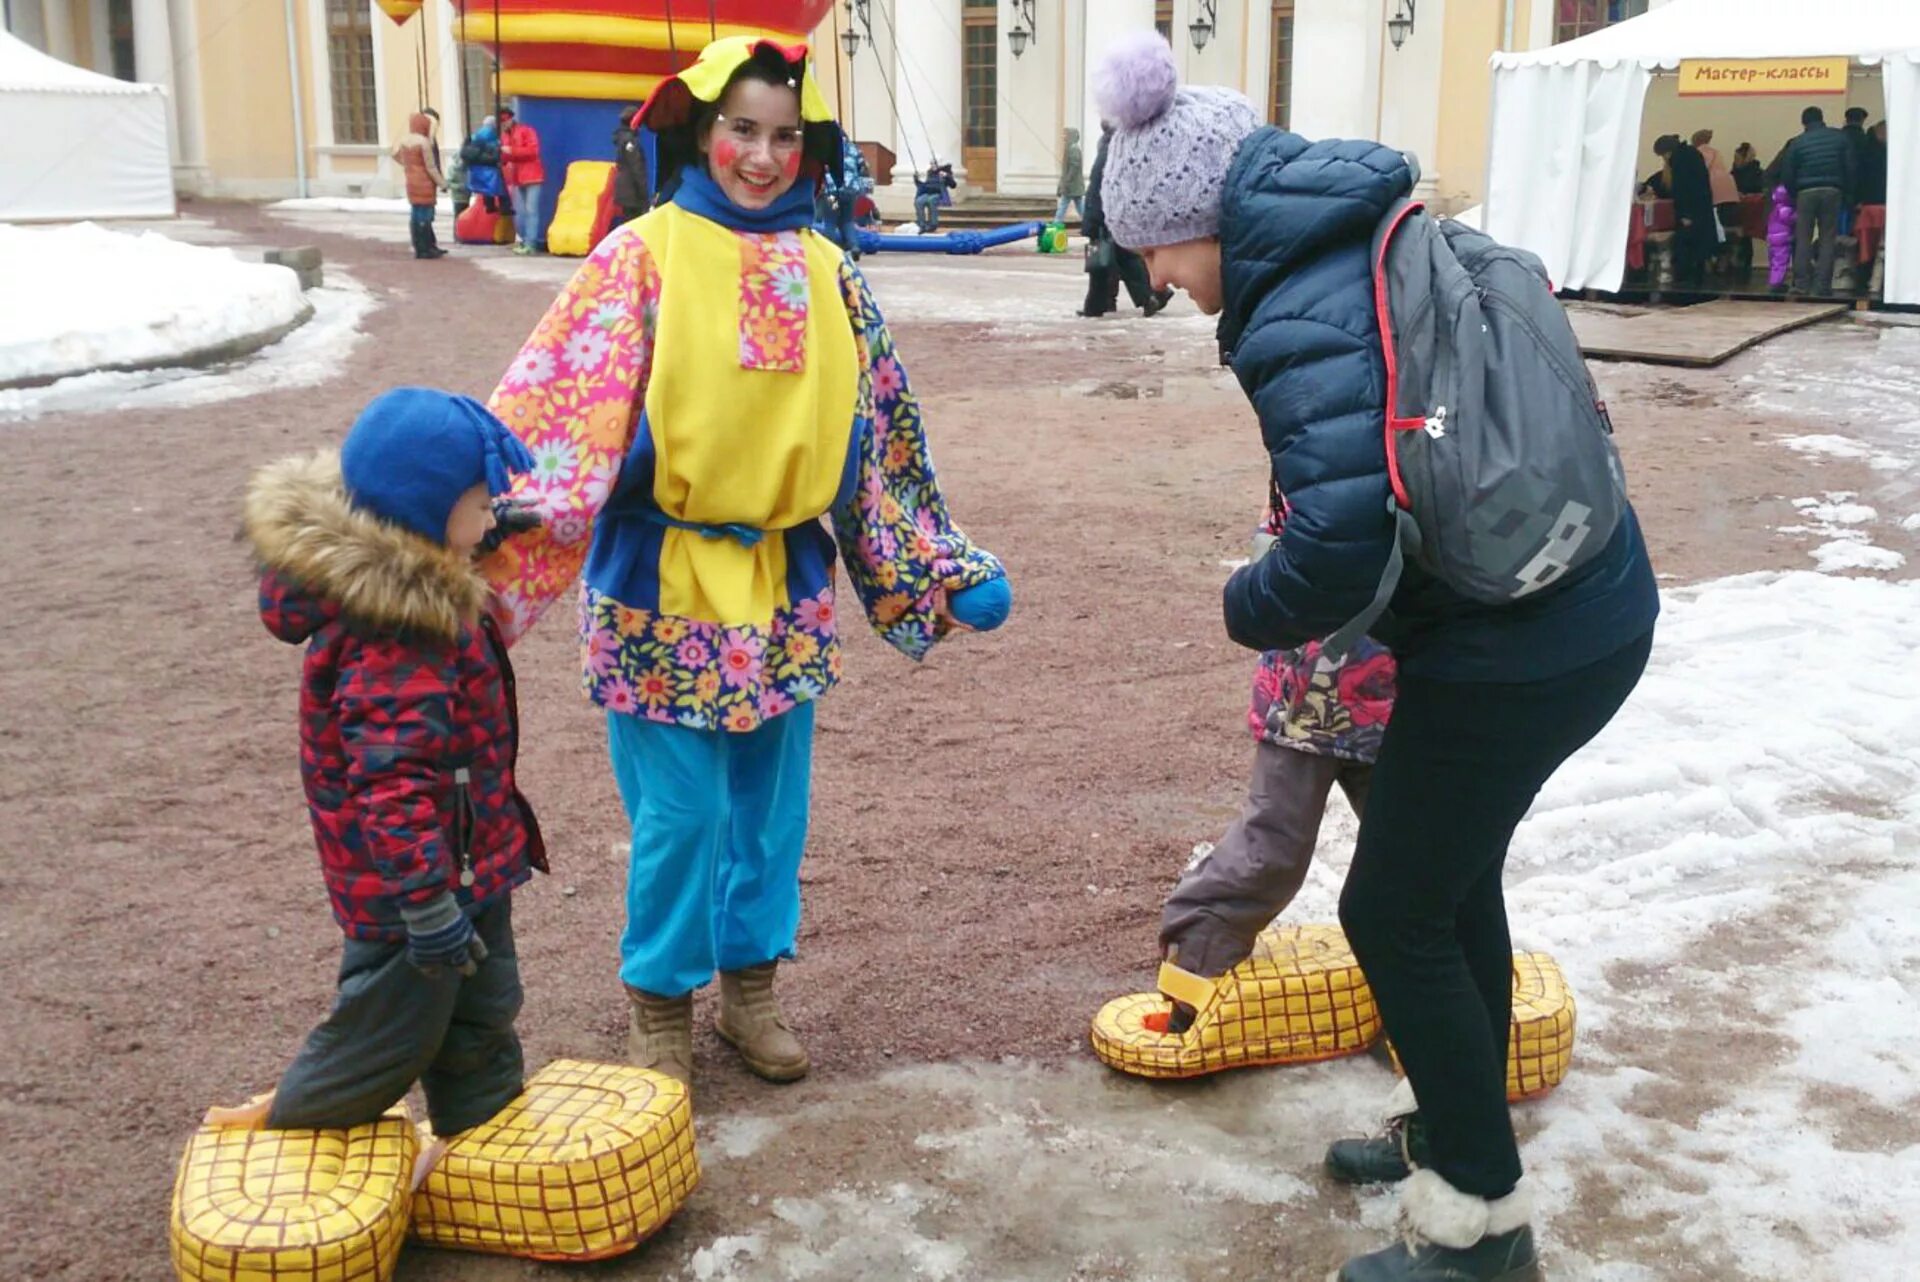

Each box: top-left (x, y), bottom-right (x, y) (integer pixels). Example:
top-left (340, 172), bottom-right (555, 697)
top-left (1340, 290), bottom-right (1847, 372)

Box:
top-left (245, 452), bottom-right (546, 942)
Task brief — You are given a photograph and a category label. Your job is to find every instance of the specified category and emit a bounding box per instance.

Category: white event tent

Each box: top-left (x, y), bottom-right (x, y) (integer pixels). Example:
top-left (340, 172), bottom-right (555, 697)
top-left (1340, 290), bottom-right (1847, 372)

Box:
top-left (0, 30), bottom-right (173, 222)
top-left (1484, 0), bottom-right (1919, 304)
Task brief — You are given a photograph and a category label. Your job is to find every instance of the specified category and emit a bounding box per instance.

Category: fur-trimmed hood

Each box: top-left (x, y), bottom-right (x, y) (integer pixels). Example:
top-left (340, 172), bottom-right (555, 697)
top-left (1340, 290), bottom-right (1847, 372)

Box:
top-left (244, 450), bottom-right (488, 645)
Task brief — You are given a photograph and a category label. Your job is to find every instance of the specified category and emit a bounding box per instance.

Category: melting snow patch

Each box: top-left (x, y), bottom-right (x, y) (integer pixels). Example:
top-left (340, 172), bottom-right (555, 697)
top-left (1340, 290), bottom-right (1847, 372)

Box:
top-left (1776, 493), bottom-right (1904, 574)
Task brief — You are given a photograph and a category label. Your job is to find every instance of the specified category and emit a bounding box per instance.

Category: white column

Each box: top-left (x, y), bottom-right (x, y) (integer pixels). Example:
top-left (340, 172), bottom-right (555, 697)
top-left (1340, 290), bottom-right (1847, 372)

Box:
top-left (1375, 0), bottom-right (1442, 196)
top-left (1082, 0), bottom-right (1153, 132)
top-left (434, 0), bottom-right (465, 135)
top-left (43, 0), bottom-right (78, 62)
top-left (89, 0), bottom-right (112, 74)
top-left (132, 0), bottom-right (181, 163)
top-left (890, 0), bottom-right (960, 181)
top-left (853, 0), bottom-right (902, 196)
top-left (1290, 0), bottom-right (1381, 141)
top-left (995, 0), bottom-right (1062, 194)
top-left (10, 0), bottom-right (49, 50)
top-left (165, 0), bottom-right (208, 187)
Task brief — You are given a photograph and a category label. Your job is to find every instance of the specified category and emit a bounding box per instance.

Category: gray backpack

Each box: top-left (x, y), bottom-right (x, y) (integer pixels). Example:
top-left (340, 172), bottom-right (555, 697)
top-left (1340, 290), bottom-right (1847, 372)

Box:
top-left (1323, 199), bottom-right (1627, 658)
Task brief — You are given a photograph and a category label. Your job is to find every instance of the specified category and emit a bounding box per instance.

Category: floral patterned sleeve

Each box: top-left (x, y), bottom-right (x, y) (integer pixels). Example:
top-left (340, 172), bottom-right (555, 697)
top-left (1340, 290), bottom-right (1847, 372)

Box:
top-left (831, 263), bottom-right (1004, 660)
top-left (480, 230), bottom-right (659, 644)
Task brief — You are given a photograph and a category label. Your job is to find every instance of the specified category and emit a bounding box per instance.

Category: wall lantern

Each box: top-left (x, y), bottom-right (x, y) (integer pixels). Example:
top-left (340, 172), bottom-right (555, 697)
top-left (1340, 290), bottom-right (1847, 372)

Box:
top-left (1388, 0), bottom-right (1416, 50)
top-left (840, 0), bottom-right (871, 58)
top-left (1008, 0), bottom-right (1036, 58)
top-left (1189, 0), bottom-right (1218, 52)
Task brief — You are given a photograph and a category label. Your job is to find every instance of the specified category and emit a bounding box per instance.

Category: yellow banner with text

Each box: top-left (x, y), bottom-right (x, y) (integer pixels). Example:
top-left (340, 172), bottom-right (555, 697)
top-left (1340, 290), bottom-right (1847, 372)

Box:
top-left (1677, 57), bottom-right (1850, 97)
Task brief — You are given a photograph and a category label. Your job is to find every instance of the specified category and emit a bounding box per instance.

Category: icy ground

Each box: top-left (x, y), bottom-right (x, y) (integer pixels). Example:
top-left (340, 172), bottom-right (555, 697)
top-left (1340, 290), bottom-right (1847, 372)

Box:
top-left (1747, 319), bottom-right (1920, 575)
top-left (0, 222), bottom-right (311, 387)
top-left (672, 571), bottom-right (1920, 1282)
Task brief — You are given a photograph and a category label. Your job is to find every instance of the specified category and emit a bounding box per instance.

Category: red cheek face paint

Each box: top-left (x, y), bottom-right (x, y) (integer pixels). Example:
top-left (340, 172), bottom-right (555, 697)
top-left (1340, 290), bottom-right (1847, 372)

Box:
top-left (781, 150), bottom-right (802, 180)
top-left (713, 139), bottom-right (740, 170)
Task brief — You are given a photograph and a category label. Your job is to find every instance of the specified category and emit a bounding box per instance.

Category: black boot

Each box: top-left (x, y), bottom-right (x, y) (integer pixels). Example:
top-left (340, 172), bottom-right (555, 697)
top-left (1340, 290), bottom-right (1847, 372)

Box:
top-left (1326, 1110), bottom-right (1432, 1185)
top-left (1334, 1227), bottom-right (1539, 1282)
top-left (420, 220), bottom-right (447, 259)
top-left (1333, 1172), bottom-right (1538, 1282)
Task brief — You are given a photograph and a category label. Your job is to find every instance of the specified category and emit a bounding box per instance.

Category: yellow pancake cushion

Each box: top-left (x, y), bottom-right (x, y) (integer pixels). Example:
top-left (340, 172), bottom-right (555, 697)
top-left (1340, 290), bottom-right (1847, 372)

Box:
top-left (1384, 951), bottom-right (1579, 1102)
top-left (1090, 923), bottom-right (1382, 1079)
top-left (410, 1059), bottom-right (699, 1261)
top-left (1506, 951), bottom-right (1577, 1100)
top-left (170, 1103), bottom-right (417, 1282)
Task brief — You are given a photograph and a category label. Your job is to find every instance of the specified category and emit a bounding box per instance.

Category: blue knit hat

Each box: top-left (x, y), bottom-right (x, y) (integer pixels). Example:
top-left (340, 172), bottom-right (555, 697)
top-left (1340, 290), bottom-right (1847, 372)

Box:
top-left (340, 387), bottom-right (535, 543)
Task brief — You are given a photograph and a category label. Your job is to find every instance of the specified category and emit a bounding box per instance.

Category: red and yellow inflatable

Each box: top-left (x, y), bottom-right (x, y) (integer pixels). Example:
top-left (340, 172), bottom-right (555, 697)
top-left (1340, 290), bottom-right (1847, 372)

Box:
top-left (452, 0), bottom-right (834, 103)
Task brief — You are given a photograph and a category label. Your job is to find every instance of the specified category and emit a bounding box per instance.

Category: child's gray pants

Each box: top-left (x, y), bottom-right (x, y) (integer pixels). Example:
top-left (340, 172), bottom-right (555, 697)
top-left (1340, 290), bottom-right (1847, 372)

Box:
top-left (267, 897), bottom-right (523, 1137)
top-left (1160, 743), bottom-right (1372, 977)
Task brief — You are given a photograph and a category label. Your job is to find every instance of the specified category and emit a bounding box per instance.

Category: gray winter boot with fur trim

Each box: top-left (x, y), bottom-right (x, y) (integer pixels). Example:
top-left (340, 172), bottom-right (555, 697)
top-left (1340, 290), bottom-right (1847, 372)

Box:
top-left (1331, 1171), bottom-right (1539, 1282)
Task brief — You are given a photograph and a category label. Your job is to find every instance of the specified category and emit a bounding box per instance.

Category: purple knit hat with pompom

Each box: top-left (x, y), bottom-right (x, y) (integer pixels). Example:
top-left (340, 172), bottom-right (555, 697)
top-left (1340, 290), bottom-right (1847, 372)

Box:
top-left (1094, 31), bottom-right (1261, 249)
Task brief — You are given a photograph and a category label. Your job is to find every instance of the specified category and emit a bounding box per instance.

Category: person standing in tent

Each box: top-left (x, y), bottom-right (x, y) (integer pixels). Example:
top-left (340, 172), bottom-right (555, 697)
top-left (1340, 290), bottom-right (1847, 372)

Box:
top-left (392, 111), bottom-right (449, 260)
top-left (498, 106), bottom-right (546, 255)
top-left (1655, 134), bottom-right (1715, 288)
top-left (1091, 32), bottom-right (1655, 1282)
top-left (1692, 129), bottom-right (1740, 275)
top-left (478, 36), bottom-right (1010, 1090)
top-left (1779, 105), bottom-right (1855, 295)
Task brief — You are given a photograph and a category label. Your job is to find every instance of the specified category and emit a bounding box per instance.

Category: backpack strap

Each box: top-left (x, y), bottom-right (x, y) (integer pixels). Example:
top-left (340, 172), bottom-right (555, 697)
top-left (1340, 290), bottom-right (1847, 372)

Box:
top-left (1320, 502), bottom-right (1421, 662)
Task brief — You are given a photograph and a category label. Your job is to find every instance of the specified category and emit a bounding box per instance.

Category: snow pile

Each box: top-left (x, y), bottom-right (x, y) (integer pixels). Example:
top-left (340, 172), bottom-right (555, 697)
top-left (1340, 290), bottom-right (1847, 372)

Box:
top-left (0, 223), bottom-right (309, 387)
top-left (0, 270), bottom-right (373, 422)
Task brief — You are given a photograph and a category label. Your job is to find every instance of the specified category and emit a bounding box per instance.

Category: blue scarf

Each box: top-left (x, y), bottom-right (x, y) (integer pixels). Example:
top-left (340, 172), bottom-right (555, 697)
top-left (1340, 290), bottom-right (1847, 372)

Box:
top-left (671, 164), bottom-right (816, 233)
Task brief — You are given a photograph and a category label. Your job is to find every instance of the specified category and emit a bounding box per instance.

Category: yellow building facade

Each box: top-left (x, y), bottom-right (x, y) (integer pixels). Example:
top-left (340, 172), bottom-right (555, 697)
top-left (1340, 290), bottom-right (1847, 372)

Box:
top-left (1, 0), bottom-right (1670, 208)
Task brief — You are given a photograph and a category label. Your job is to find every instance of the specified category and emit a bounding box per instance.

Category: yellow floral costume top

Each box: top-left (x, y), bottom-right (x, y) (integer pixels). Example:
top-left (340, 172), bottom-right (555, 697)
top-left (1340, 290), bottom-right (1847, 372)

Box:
top-left (480, 202), bottom-right (1002, 734)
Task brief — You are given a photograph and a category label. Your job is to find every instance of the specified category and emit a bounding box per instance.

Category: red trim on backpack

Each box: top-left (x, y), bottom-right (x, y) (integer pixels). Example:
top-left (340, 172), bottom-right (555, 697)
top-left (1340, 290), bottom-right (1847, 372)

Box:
top-left (1373, 200), bottom-right (1426, 511)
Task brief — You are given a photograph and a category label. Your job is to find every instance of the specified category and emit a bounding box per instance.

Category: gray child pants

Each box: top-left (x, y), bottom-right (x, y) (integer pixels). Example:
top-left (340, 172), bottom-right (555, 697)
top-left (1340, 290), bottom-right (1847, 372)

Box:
top-left (1160, 743), bottom-right (1372, 977)
top-left (268, 897), bottom-right (524, 1137)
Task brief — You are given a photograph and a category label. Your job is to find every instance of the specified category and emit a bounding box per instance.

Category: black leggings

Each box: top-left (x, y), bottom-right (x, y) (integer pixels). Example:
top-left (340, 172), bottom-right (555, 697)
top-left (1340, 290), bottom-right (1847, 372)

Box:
top-left (1339, 630), bottom-right (1652, 1198)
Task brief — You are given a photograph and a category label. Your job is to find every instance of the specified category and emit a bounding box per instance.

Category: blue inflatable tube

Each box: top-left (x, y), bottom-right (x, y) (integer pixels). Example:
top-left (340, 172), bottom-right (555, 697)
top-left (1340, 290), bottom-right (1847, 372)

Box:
top-left (852, 220), bottom-right (1045, 255)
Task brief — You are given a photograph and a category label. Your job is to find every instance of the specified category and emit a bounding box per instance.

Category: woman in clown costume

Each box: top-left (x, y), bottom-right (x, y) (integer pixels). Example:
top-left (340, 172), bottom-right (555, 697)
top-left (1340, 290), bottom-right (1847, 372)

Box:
top-left (481, 36), bottom-right (1009, 1090)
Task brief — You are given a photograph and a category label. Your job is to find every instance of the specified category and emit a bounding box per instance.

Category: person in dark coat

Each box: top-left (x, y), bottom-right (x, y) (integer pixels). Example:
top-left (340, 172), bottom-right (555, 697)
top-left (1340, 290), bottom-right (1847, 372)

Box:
top-left (1841, 106), bottom-right (1872, 195)
top-left (1778, 105), bottom-right (1856, 294)
top-left (1859, 120), bottom-right (1888, 206)
top-left (1730, 141), bottom-right (1764, 195)
top-left (1655, 134), bottom-right (1715, 287)
top-left (611, 105), bottom-right (651, 224)
top-left (1092, 32), bottom-right (1656, 1282)
top-left (1079, 121), bottom-right (1169, 317)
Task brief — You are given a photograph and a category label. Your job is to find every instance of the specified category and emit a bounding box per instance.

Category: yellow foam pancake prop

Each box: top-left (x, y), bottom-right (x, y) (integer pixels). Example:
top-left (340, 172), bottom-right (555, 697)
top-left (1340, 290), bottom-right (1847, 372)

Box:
top-left (170, 1104), bottom-right (417, 1282)
top-left (1385, 951), bottom-right (1578, 1102)
top-left (1090, 923), bottom-right (1382, 1079)
top-left (409, 1059), bottom-right (698, 1261)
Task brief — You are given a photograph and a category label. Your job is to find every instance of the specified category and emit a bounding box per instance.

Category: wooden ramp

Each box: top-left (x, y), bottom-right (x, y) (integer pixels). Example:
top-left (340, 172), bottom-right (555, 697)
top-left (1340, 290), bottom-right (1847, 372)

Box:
top-left (1569, 300), bottom-right (1850, 368)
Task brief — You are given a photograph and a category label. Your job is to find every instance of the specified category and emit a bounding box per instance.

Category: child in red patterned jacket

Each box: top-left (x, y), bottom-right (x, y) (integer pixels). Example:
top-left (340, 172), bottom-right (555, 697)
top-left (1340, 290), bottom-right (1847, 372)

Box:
top-left (208, 388), bottom-right (545, 1167)
top-left (1161, 504), bottom-right (1397, 981)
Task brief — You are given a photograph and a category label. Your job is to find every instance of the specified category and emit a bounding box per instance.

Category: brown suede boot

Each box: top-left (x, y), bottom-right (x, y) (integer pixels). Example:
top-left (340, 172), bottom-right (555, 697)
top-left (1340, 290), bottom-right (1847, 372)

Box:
top-left (625, 985), bottom-right (693, 1086)
top-left (716, 963), bottom-right (810, 1082)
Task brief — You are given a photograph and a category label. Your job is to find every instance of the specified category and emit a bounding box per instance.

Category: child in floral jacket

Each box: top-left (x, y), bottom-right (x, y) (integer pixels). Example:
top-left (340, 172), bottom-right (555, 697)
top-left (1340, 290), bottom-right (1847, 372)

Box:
top-left (1160, 506), bottom-right (1397, 977)
top-left (210, 388), bottom-right (546, 1159)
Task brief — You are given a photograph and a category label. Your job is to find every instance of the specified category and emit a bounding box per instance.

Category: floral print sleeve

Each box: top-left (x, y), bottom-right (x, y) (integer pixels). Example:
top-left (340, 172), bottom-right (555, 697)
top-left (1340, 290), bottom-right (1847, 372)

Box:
top-left (831, 262), bottom-right (1004, 660)
top-left (480, 229), bottom-right (659, 644)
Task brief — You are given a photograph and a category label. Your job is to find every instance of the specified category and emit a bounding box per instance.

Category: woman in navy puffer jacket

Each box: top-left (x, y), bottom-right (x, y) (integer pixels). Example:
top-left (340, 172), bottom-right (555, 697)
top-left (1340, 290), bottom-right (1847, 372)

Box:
top-left (1095, 34), bottom-right (1657, 1282)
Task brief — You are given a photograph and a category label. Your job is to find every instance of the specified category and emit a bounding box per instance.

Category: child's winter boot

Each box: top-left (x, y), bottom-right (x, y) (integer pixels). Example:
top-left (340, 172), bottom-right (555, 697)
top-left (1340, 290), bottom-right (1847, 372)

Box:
top-left (716, 962), bottom-right (810, 1082)
top-left (1326, 1077), bottom-right (1430, 1185)
top-left (625, 986), bottom-right (693, 1085)
top-left (1331, 1171), bottom-right (1539, 1282)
